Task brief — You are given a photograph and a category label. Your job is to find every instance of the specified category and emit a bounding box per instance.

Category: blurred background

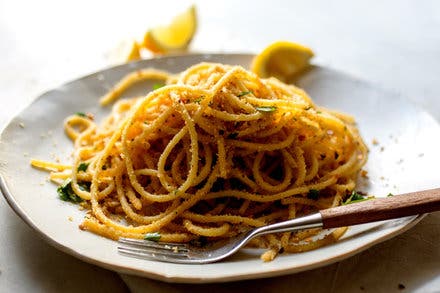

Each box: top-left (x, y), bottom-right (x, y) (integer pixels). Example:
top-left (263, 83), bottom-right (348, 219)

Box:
top-left (1, 0), bottom-right (439, 292)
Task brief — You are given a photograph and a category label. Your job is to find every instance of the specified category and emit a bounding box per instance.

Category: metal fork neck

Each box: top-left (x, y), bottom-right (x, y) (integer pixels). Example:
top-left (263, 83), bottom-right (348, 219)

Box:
top-left (252, 213), bottom-right (323, 237)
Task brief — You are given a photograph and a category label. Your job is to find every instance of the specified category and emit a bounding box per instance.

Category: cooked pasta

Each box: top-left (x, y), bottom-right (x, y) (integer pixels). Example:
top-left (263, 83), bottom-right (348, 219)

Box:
top-left (31, 62), bottom-right (367, 261)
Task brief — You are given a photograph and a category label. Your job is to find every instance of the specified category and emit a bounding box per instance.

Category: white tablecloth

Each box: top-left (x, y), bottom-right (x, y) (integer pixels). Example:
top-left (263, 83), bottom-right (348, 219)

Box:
top-left (1, 0), bottom-right (439, 292)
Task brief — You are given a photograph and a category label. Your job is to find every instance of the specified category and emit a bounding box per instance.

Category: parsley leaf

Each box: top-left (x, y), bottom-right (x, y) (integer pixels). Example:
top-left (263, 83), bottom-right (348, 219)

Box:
top-left (237, 91), bottom-right (252, 97)
top-left (387, 193), bottom-right (394, 197)
top-left (194, 96), bottom-right (204, 104)
top-left (342, 191), bottom-right (370, 205)
top-left (144, 232), bottom-right (161, 242)
top-left (57, 179), bottom-right (83, 203)
top-left (77, 162), bottom-right (89, 172)
top-left (255, 106), bottom-right (277, 113)
top-left (307, 189), bottom-right (320, 200)
top-left (152, 83), bottom-right (165, 90)
top-left (227, 132), bottom-right (238, 139)
top-left (76, 112), bottom-right (87, 118)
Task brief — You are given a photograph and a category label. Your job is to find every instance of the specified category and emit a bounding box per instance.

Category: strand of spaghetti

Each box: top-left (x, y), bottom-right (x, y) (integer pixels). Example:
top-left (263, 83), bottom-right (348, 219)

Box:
top-left (182, 211), bottom-right (264, 227)
top-left (293, 147), bottom-right (306, 186)
top-left (30, 159), bottom-right (72, 171)
top-left (81, 217), bottom-right (193, 242)
top-left (116, 172), bottom-right (180, 224)
top-left (217, 136), bottom-right (227, 178)
top-left (285, 227), bottom-right (348, 253)
top-left (183, 219), bottom-right (230, 237)
top-left (304, 153), bottom-right (319, 181)
top-left (170, 150), bottom-right (186, 185)
top-left (205, 107), bottom-right (263, 121)
top-left (125, 180), bottom-right (142, 210)
top-left (281, 197), bottom-right (331, 209)
top-left (227, 130), bottom-right (296, 151)
top-left (100, 69), bottom-right (171, 106)
top-left (204, 176), bottom-right (337, 202)
top-left (230, 169), bottom-right (259, 191)
top-left (64, 115), bottom-right (94, 141)
top-left (156, 126), bottom-right (188, 191)
top-left (193, 144), bottom-right (213, 186)
top-left (252, 151), bottom-right (292, 192)
top-left (251, 116), bottom-right (290, 138)
top-left (88, 165), bottom-right (220, 234)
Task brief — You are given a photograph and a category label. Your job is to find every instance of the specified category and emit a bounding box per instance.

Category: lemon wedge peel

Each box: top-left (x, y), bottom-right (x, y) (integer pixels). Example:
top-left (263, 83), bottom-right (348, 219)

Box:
top-left (143, 5), bottom-right (197, 54)
top-left (251, 41), bottom-right (314, 82)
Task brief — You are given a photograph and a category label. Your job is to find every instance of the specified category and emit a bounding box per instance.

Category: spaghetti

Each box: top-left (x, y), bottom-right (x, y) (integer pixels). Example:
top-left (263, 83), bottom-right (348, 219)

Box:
top-left (32, 62), bottom-right (368, 261)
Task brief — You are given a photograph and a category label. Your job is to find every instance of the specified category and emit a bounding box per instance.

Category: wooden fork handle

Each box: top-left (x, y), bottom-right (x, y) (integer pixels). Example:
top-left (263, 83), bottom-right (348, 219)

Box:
top-left (320, 188), bottom-right (440, 229)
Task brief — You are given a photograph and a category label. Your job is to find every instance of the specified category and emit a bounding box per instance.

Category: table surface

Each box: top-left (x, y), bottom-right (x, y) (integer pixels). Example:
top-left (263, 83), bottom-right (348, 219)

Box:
top-left (1, 0), bottom-right (439, 292)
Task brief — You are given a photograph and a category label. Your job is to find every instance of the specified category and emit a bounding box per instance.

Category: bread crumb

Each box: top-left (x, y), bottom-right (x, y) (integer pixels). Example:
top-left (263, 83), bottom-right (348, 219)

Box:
top-left (380, 146), bottom-right (385, 152)
top-left (372, 138), bottom-right (379, 145)
top-left (360, 170), bottom-right (369, 178)
top-left (19, 122), bottom-right (25, 128)
top-left (68, 216), bottom-right (73, 222)
top-left (261, 248), bottom-right (278, 262)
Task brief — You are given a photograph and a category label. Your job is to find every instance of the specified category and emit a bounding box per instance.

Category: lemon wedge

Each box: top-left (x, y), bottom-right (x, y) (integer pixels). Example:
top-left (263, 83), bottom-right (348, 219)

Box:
top-left (142, 5), bottom-right (197, 54)
top-left (108, 39), bottom-right (141, 64)
top-left (251, 41), bottom-right (314, 82)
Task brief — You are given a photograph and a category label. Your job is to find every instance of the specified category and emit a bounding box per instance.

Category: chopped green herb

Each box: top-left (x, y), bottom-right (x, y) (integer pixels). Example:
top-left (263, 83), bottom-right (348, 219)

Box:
top-left (152, 83), bottom-right (165, 90)
top-left (194, 96), bottom-right (204, 104)
top-left (227, 132), bottom-right (239, 139)
top-left (305, 106), bottom-right (312, 110)
top-left (76, 112), bottom-right (87, 118)
top-left (255, 106), bottom-right (277, 113)
top-left (77, 162), bottom-right (89, 172)
top-left (144, 232), bottom-right (161, 242)
top-left (317, 111), bottom-right (322, 114)
top-left (57, 179), bottom-right (83, 203)
top-left (343, 191), bottom-right (370, 205)
top-left (387, 193), bottom-right (394, 197)
top-left (237, 91), bottom-right (252, 97)
top-left (307, 189), bottom-right (320, 200)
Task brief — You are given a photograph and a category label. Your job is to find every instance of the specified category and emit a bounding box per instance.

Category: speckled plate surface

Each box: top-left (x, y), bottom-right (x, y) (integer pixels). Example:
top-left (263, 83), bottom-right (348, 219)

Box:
top-left (1, 54), bottom-right (439, 283)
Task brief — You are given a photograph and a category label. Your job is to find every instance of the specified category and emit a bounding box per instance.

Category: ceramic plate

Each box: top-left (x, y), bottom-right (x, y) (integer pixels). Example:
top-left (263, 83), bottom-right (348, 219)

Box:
top-left (1, 54), bottom-right (439, 283)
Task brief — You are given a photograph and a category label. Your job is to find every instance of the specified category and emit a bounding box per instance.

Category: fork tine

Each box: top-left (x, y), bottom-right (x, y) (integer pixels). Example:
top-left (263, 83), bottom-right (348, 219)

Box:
top-left (118, 245), bottom-right (189, 259)
top-left (118, 238), bottom-right (189, 252)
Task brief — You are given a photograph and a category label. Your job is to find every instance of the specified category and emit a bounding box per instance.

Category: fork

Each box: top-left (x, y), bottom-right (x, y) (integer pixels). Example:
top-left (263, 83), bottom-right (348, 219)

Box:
top-left (118, 188), bottom-right (440, 264)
